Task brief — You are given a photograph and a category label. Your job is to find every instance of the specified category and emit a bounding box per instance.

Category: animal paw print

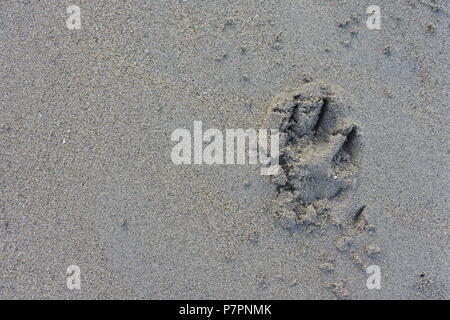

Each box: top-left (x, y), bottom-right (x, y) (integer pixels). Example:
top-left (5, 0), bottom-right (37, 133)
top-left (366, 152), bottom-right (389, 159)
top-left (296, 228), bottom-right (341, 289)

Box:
top-left (266, 80), bottom-right (381, 298)
top-left (268, 80), bottom-right (361, 231)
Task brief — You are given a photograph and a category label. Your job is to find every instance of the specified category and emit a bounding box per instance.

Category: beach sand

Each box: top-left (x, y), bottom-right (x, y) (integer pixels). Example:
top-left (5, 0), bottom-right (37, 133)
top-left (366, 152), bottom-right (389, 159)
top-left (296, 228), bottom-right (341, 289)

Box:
top-left (0, 0), bottom-right (448, 299)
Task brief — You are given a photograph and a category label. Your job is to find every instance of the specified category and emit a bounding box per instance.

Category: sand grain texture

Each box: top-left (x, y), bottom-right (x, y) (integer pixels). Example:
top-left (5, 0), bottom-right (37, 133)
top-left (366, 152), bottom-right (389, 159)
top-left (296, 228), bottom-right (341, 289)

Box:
top-left (0, 0), bottom-right (448, 299)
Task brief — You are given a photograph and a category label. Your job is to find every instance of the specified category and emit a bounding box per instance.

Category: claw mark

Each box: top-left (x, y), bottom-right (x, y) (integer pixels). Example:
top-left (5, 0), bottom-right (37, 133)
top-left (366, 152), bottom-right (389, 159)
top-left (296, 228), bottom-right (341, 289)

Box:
top-left (312, 98), bottom-right (328, 134)
top-left (352, 205), bottom-right (366, 223)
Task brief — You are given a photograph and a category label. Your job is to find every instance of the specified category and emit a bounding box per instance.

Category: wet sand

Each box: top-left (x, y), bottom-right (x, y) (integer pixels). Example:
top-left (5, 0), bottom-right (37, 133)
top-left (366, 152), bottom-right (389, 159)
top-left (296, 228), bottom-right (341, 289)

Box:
top-left (0, 0), bottom-right (448, 299)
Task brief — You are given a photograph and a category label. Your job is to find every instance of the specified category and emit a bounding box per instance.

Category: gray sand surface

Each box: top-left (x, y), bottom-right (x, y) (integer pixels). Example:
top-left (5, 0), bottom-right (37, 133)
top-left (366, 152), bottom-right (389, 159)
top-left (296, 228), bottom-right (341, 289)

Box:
top-left (0, 0), bottom-right (449, 299)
